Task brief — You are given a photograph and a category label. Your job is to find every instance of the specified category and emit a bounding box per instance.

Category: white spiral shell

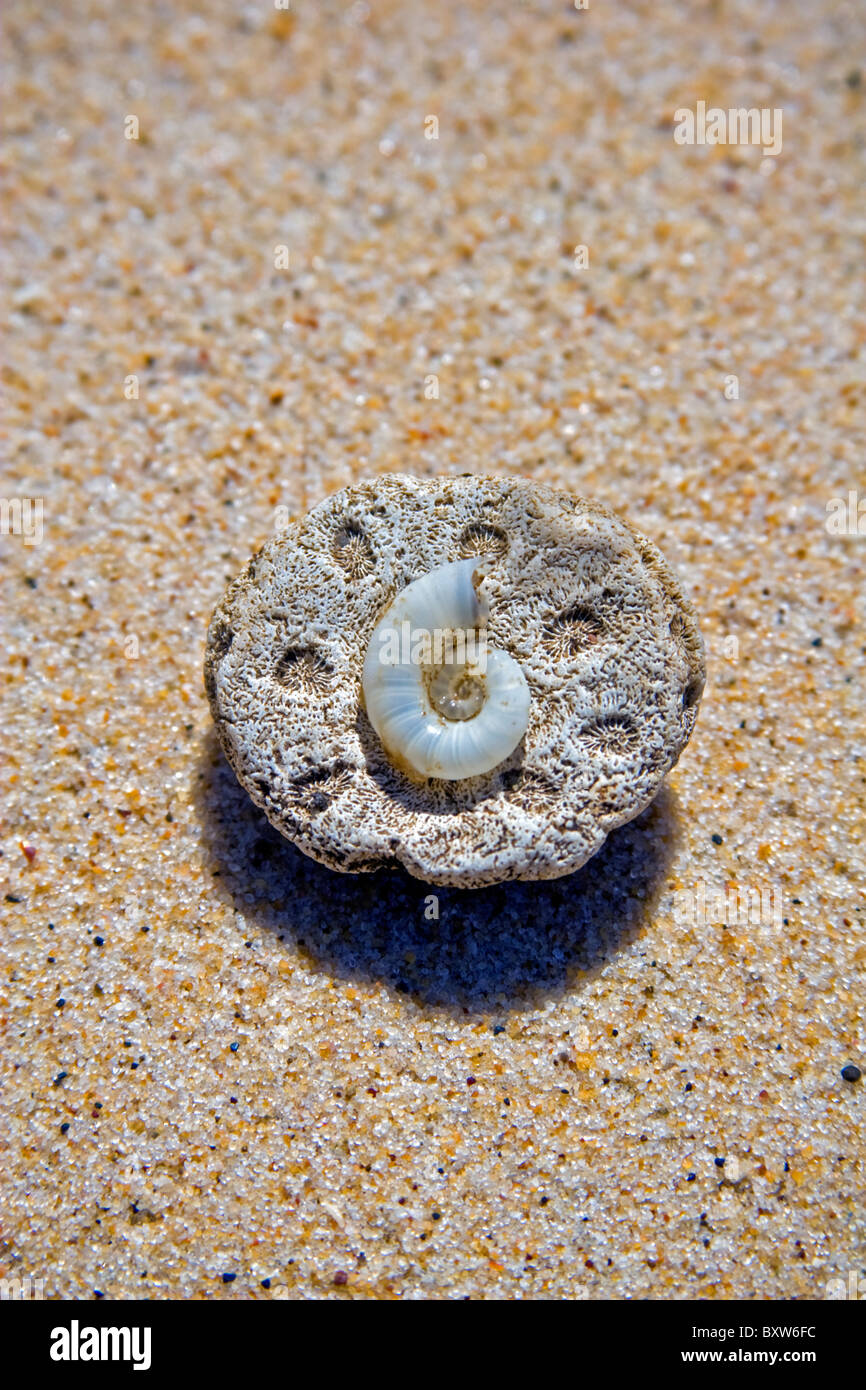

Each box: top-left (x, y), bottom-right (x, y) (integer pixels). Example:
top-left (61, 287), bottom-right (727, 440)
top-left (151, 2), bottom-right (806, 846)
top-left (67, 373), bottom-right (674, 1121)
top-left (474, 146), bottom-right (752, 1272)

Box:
top-left (362, 559), bottom-right (531, 780)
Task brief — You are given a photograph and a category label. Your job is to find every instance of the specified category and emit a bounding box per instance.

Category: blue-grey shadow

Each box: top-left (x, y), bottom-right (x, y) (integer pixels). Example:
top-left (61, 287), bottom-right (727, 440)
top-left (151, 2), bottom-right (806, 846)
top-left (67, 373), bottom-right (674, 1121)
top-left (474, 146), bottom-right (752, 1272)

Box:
top-left (195, 730), bottom-right (679, 1014)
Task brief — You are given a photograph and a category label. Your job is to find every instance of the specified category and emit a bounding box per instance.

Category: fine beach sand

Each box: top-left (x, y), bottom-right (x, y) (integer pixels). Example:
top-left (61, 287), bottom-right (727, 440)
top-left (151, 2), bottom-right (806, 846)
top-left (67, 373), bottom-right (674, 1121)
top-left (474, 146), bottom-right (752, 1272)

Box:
top-left (2, 0), bottom-right (864, 1299)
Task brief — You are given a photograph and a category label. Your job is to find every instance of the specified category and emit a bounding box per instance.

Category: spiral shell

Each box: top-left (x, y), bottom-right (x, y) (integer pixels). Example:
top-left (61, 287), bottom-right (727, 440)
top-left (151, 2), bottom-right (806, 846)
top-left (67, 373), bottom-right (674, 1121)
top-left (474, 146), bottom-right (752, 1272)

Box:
top-left (362, 559), bottom-right (530, 780)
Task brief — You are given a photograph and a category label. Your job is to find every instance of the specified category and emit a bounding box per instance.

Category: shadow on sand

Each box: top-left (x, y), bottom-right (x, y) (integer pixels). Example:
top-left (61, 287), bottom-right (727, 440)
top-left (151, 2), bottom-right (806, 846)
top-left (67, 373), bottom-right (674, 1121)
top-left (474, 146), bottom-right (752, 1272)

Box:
top-left (195, 731), bottom-right (679, 1015)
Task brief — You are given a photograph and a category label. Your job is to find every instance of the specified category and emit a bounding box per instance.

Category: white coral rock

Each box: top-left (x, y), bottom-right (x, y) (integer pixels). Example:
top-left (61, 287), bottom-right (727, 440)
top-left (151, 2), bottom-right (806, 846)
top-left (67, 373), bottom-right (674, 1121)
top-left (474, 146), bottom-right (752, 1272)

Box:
top-left (204, 475), bottom-right (705, 888)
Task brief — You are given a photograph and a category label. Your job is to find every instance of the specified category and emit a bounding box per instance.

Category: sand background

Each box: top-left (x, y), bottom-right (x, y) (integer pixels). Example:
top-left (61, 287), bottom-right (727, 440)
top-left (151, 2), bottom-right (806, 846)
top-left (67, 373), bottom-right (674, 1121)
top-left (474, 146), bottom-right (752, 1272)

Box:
top-left (1, 0), bottom-right (863, 1298)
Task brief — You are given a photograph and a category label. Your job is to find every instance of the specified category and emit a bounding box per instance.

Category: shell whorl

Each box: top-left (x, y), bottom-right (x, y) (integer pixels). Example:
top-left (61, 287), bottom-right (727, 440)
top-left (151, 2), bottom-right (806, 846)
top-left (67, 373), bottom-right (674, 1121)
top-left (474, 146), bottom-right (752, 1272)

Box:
top-left (361, 559), bottom-right (530, 780)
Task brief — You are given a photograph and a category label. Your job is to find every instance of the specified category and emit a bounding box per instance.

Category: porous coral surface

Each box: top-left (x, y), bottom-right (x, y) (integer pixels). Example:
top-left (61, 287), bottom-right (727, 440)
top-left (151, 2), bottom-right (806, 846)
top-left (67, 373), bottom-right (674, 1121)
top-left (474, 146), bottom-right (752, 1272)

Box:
top-left (207, 476), bottom-right (704, 886)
